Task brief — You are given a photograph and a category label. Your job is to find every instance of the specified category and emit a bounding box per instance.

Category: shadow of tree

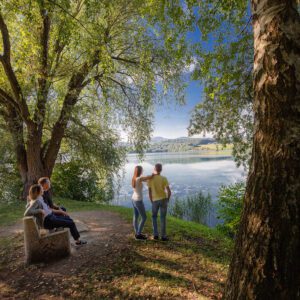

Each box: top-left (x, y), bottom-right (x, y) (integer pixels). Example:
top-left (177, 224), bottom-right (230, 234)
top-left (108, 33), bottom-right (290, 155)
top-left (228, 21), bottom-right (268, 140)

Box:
top-left (0, 213), bottom-right (227, 300)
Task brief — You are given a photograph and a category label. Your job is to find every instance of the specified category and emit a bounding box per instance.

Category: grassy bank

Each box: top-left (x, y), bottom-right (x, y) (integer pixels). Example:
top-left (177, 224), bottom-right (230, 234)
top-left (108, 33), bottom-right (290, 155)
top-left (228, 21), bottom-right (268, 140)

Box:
top-left (0, 199), bottom-right (232, 299)
top-left (194, 144), bottom-right (233, 156)
top-left (0, 198), bottom-right (232, 263)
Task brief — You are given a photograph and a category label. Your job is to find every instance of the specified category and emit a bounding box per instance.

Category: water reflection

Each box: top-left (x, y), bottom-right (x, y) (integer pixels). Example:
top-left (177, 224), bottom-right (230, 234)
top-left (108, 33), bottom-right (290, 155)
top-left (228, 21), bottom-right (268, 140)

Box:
top-left (130, 152), bottom-right (233, 165)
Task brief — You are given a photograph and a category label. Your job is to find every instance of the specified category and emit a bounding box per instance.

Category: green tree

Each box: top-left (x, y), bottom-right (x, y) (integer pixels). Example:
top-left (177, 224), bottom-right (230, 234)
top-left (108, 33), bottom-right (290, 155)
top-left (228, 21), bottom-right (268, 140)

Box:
top-left (187, 0), bottom-right (253, 167)
top-left (170, 1), bottom-right (299, 297)
top-left (0, 122), bottom-right (22, 201)
top-left (0, 0), bottom-right (189, 198)
top-left (216, 182), bottom-right (245, 237)
top-left (224, 1), bottom-right (300, 298)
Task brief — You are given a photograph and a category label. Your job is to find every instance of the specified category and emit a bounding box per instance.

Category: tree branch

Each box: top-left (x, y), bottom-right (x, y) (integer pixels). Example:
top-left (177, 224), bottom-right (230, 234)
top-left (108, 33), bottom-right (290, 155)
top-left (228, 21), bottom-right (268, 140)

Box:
top-left (46, 0), bottom-right (94, 38)
top-left (34, 5), bottom-right (51, 126)
top-left (0, 88), bottom-right (21, 113)
top-left (0, 12), bottom-right (33, 125)
top-left (82, 72), bottom-right (104, 86)
top-left (44, 60), bottom-right (94, 173)
top-left (0, 106), bottom-right (8, 118)
top-left (0, 12), bottom-right (10, 59)
top-left (111, 55), bottom-right (139, 64)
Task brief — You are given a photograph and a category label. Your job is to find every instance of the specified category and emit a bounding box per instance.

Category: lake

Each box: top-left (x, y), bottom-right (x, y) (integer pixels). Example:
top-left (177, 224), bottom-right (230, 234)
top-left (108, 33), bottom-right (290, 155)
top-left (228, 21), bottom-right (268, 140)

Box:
top-left (112, 152), bottom-right (246, 227)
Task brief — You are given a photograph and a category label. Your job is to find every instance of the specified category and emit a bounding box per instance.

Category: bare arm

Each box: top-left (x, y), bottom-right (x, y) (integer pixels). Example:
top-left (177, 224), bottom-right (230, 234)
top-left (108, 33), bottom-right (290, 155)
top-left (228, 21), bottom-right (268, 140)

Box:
top-left (51, 208), bottom-right (68, 216)
top-left (148, 187), bottom-right (153, 203)
top-left (139, 174), bottom-right (154, 182)
top-left (166, 186), bottom-right (171, 201)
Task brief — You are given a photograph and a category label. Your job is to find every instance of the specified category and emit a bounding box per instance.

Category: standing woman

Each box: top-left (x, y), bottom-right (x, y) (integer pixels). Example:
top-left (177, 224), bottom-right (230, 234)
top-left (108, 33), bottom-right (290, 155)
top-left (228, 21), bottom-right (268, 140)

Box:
top-left (131, 166), bottom-right (153, 240)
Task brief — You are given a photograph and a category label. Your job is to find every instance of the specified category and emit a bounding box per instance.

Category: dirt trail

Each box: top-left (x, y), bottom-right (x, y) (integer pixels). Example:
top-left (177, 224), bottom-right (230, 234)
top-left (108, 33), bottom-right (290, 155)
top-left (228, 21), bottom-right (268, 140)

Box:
top-left (0, 211), bottom-right (133, 299)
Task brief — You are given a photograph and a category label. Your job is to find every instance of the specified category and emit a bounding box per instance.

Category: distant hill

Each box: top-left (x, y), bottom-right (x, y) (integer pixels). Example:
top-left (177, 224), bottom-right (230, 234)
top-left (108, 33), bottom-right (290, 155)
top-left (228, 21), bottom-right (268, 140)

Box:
top-left (151, 136), bottom-right (215, 143)
top-left (125, 136), bottom-right (222, 153)
top-left (139, 136), bottom-right (217, 153)
top-left (151, 136), bottom-right (169, 142)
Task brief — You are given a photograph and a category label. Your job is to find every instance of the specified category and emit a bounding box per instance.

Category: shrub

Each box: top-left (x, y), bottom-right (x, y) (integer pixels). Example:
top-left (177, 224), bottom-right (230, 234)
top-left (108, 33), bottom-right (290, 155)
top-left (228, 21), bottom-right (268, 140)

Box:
top-left (0, 129), bottom-right (22, 203)
top-left (51, 160), bottom-right (112, 202)
top-left (169, 191), bottom-right (212, 225)
top-left (0, 168), bottom-right (22, 203)
top-left (216, 181), bottom-right (245, 237)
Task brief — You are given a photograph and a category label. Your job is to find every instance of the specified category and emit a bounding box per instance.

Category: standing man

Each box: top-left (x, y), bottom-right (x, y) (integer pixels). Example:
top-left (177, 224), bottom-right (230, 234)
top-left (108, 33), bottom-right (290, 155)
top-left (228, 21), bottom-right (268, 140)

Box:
top-left (148, 163), bottom-right (171, 241)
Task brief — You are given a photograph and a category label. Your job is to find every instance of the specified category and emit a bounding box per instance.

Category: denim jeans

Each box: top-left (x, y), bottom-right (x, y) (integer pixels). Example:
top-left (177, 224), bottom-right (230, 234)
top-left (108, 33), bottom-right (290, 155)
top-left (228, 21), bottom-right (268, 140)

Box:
top-left (132, 200), bottom-right (147, 235)
top-left (152, 199), bottom-right (168, 238)
top-left (44, 214), bottom-right (80, 240)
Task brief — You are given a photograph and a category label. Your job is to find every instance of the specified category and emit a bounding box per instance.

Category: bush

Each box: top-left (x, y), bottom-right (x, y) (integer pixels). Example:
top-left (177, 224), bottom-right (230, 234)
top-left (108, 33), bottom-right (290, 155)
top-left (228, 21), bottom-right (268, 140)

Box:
top-left (51, 160), bottom-right (112, 202)
top-left (0, 168), bottom-right (22, 203)
top-left (0, 128), bottom-right (22, 203)
top-left (169, 192), bottom-right (212, 225)
top-left (216, 182), bottom-right (245, 237)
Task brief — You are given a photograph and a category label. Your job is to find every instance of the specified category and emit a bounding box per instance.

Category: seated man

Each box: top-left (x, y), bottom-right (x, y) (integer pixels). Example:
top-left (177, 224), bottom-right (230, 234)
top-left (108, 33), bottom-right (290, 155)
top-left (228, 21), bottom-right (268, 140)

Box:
top-left (25, 184), bottom-right (87, 245)
top-left (38, 177), bottom-right (66, 212)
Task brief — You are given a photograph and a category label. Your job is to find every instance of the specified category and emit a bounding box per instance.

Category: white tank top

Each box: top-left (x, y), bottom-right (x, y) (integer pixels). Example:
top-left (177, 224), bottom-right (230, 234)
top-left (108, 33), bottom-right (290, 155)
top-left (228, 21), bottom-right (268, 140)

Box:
top-left (132, 177), bottom-right (143, 201)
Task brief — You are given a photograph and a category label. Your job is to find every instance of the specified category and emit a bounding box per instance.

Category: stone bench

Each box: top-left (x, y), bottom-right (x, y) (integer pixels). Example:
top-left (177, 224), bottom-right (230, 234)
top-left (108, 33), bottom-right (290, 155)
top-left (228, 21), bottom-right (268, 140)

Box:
top-left (23, 216), bottom-right (71, 264)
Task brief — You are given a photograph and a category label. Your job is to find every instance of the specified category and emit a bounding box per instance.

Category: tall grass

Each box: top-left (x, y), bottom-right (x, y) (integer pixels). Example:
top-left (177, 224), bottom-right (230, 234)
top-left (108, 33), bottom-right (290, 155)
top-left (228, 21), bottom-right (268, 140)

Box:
top-left (169, 192), bottom-right (212, 225)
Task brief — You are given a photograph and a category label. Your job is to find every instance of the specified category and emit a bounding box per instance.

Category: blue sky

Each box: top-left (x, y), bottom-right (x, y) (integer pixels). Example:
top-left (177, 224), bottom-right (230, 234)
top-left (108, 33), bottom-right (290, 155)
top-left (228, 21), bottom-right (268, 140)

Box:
top-left (150, 4), bottom-right (252, 140)
top-left (152, 28), bottom-right (206, 139)
top-left (153, 80), bottom-right (204, 138)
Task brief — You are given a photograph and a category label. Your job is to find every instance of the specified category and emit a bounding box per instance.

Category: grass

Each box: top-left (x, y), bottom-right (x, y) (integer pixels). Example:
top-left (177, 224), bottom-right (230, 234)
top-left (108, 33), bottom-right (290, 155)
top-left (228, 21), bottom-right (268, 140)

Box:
top-left (0, 198), bottom-right (107, 227)
top-left (0, 198), bottom-right (232, 263)
top-left (0, 198), bottom-right (233, 299)
top-left (196, 143), bottom-right (233, 151)
top-left (195, 143), bottom-right (233, 156)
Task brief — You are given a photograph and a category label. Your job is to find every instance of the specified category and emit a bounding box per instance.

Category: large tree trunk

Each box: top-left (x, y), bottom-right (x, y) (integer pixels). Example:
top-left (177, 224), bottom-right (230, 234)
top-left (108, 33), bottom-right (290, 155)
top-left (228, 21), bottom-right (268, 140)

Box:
top-left (22, 127), bottom-right (48, 199)
top-left (223, 1), bottom-right (300, 299)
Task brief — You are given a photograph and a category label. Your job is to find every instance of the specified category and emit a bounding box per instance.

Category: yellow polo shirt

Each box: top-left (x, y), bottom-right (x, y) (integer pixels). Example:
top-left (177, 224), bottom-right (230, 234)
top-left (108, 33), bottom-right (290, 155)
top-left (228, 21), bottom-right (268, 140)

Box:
top-left (148, 175), bottom-right (169, 201)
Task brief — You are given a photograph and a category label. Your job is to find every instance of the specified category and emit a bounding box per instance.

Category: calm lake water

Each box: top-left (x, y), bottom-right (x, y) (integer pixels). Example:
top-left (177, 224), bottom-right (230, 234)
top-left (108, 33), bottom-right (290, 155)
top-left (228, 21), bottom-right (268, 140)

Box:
top-left (112, 152), bottom-right (246, 227)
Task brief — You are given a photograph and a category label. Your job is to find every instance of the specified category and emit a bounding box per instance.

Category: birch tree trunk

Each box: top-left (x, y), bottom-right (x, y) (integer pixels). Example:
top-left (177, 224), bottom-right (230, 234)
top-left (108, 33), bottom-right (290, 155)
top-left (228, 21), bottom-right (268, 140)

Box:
top-left (224, 0), bottom-right (300, 299)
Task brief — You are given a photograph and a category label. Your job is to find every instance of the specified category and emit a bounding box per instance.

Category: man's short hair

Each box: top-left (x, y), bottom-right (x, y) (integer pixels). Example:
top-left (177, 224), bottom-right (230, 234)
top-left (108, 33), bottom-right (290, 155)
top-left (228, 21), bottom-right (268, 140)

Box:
top-left (155, 163), bottom-right (162, 173)
top-left (38, 177), bottom-right (50, 185)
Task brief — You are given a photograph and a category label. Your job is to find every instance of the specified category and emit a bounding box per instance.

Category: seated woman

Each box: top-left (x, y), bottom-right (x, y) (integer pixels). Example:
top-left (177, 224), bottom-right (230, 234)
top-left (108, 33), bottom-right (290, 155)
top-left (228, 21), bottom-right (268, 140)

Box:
top-left (24, 184), bottom-right (87, 245)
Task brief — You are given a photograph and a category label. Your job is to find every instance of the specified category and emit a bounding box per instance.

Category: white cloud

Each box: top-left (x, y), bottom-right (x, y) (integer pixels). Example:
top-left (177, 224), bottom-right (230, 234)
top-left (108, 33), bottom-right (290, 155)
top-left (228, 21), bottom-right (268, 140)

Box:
top-left (184, 57), bottom-right (197, 74)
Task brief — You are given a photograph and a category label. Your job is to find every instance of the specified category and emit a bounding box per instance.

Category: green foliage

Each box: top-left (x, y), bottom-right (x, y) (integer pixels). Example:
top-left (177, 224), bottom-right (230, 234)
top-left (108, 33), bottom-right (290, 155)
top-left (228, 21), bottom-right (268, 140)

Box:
top-left (0, 0), bottom-right (190, 159)
top-left (216, 181), bottom-right (245, 236)
top-left (186, 0), bottom-right (253, 168)
top-left (127, 137), bottom-right (221, 153)
top-left (51, 160), bottom-right (112, 202)
top-left (0, 126), bottom-right (22, 203)
top-left (169, 191), bottom-right (212, 225)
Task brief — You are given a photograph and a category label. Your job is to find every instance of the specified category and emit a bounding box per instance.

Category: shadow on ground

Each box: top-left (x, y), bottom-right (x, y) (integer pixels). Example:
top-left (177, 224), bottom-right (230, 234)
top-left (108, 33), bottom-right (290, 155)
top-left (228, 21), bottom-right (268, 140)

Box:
top-left (0, 211), bottom-right (226, 299)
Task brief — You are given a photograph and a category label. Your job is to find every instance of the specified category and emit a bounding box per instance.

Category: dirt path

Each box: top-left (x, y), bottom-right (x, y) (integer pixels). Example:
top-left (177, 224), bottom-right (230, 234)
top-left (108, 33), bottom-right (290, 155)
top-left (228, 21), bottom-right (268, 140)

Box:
top-left (0, 211), bottom-right (225, 299)
top-left (0, 211), bottom-right (133, 299)
top-left (41, 211), bottom-right (132, 275)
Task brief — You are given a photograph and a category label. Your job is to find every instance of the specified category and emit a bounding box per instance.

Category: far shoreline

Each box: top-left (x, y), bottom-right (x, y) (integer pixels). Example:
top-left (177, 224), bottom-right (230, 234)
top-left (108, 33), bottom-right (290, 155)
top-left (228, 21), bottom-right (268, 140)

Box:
top-left (127, 150), bottom-right (233, 157)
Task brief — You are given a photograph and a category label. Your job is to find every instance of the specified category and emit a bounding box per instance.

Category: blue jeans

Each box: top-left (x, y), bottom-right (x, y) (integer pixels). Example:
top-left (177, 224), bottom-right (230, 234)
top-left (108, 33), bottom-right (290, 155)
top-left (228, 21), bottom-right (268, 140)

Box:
top-left (132, 200), bottom-right (147, 235)
top-left (44, 214), bottom-right (80, 241)
top-left (152, 199), bottom-right (168, 238)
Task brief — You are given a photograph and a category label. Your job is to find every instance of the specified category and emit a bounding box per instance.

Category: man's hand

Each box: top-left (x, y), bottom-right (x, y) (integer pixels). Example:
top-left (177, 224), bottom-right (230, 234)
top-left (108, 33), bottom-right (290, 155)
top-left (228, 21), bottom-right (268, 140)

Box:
top-left (60, 210), bottom-right (69, 217)
top-left (149, 188), bottom-right (153, 203)
top-left (166, 186), bottom-right (171, 201)
top-left (52, 209), bottom-right (68, 216)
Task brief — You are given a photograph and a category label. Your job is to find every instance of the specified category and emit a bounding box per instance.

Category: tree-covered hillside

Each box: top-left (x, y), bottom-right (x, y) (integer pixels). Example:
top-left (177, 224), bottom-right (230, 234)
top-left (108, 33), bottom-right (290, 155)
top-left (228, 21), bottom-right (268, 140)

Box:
top-left (127, 137), bottom-right (222, 153)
